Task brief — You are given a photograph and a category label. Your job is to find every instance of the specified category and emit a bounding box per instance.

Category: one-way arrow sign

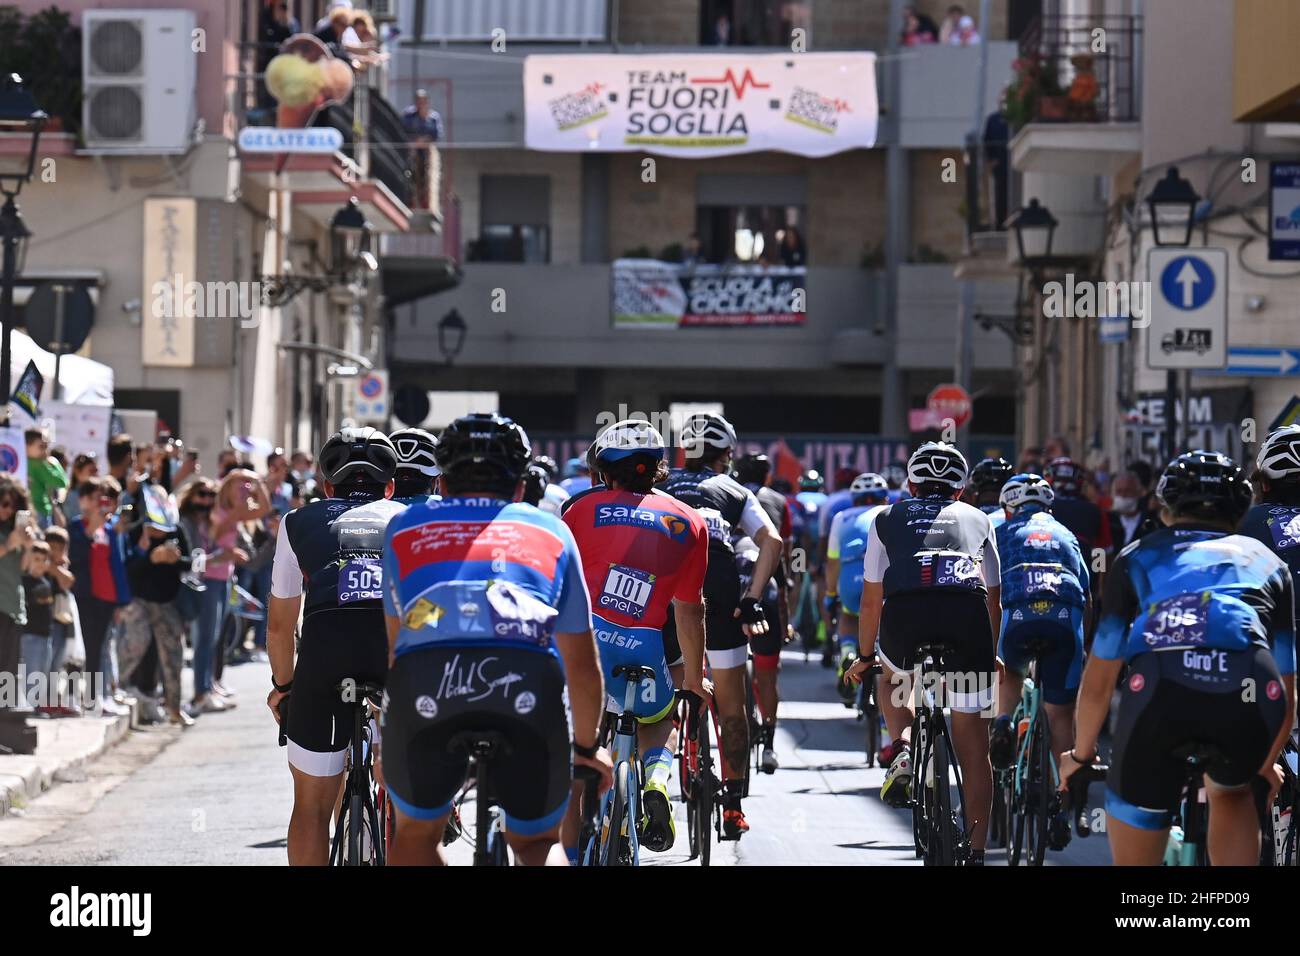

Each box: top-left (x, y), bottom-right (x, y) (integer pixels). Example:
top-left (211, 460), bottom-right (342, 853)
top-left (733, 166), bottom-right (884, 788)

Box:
top-left (1218, 347), bottom-right (1300, 376)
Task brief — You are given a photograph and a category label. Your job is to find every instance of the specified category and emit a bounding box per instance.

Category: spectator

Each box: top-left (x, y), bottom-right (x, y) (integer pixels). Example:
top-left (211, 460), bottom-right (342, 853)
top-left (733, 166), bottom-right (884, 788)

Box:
top-left (19, 540), bottom-right (54, 710)
top-left (401, 89), bottom-right (443, 143)
top-left (61, 452), bottom-right (101, 524)
top-left (191, 470), bottom-right (266, 714)
top-left (66, 477), bottom-right (131, 715)
top-left (42, 526), bottom-right (77, 716)
top-left (217, 448), bottom-right (241, 478)
top-left (26, 428), bottom-right (69, 530)
top-left (902, 6), bottom-right (938, 45)
top-left (314, 5), bottom-right (361, 57)
top-left (1017, 445), bottom-right (1044, 474)
top-left (1107, 470), bottom-right (1158, 548)
top-left (707, 12), bottom-right (732, 46)
top-left (107, 434), bottom-right (133, 488)
top-left (290, 448), bottom-right (317, 498)
top-left (938, 4), bottom-right (965, 44)
top-left (779, 226), bottom-right (807, 267)
top-left (119, 503), bottom-right (193, 727)
top-left (264, 447), bottom-right (294, 514)
top-left (952, 14), bottom-right (981, 45)
top-left (314, 0), bottom-right (352, 31)
top-left (258, 1), bottom-right (300, 106)
top-left (1044, 434), bottom-right (1070, 461)
top-left (0, 476), bottom-right (36, 712)
top-left (683, 233), bottom-right (703, 268)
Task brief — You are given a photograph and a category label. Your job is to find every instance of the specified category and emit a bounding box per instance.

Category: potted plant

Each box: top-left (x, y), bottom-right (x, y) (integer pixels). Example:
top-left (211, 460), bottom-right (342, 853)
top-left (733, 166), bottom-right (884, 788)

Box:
top-left (1002, 54), bottom-right (1065, 130)
top-left (1067, 53), bottom-right (1100, 122)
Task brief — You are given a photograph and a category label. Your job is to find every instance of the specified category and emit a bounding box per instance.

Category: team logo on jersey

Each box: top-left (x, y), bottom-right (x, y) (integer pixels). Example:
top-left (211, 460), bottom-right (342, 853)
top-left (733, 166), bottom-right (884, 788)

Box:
top-left (1128, 673), bottom-right (1145, 693)
top-left (1031, 600), bottom-right (1051, 615)
top-left (1267, 680), bottom-right (1283, 701)
top-left (514, 691), bottom-right (537, 715)
top-left (1025, 531), bottom-right (1056, 549)
top-left (404, 597), bottom-right (442, 630)
top-left (594, 503), bottom-right (690, 542)
top-left (415, 695), bottom-right (438, 718)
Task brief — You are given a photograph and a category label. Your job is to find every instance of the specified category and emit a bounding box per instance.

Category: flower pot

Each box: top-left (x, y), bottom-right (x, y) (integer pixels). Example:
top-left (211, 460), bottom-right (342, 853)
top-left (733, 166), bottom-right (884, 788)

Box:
top-left (1037, 95), bottom-right (1068, 121)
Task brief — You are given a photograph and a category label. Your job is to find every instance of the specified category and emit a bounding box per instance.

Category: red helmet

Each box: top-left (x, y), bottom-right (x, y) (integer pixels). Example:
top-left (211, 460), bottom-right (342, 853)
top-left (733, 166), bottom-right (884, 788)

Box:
top-left (1044, 457), bottom-right (1084, 497)
top-left (833, 466), bottom-right (857, 490)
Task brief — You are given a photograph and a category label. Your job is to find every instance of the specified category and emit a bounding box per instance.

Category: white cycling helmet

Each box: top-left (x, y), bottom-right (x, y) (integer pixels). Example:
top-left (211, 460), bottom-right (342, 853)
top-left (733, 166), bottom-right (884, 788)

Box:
top-left (679, 412), bottom-right (737, 455)
top-left (591, 418), bottom-right (666, 464)
top-left (1257, 425), bottom-right (1300, 480)
top-left (906, 441), bottom-right (968, 490)
top-left (849, 472), bottom-right (889, 499)
top-left (1000, 473), bottom-right (1055, 512)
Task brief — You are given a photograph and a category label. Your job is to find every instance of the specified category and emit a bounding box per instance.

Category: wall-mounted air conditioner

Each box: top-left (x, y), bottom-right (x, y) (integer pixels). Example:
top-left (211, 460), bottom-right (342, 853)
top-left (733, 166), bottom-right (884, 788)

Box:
top-left (82, 9), bottom-right (197, 154)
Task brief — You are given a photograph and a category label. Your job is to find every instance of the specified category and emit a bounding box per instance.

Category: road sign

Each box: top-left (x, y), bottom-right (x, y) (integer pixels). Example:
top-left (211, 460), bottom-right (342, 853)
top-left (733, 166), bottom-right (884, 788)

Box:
top-left (236, 127), bottom-right (344, 154)
top-left (353, 370), bottom-right (389, 423)
top-left (1146, 247), bottom-right (1227, 370)
top-left (1219, 346), bottom-right (1300, 376)
top-left (393, 384), bottom-right (431, 427)
top-left (926, 383), bottom-right (972, 429)
top-left (1270, 397), bottom-right (1300, 431)
top-left (1270, 162), bottom-right (1300, 261)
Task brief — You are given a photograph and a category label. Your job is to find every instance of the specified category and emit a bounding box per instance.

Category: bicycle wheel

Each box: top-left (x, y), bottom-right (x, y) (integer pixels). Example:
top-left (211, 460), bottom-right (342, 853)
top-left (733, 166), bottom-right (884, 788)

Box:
top-left (910, 709), bottom-right (928, 860)
top-left (1028, 707), bottom-right (1051, 865)
top-left (698, 712), bottom-right (715, 867)
top-left (487, 809), bottom-right (510, 867)
top-left (931, 716), bottom-right (954, 866)
top-left (602, 762), bottom-right (634, 867)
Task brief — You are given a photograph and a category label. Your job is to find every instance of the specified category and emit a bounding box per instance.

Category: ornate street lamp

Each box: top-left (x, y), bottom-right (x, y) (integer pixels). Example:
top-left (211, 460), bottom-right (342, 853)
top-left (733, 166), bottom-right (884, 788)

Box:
top-left (330, 197), bottom-right (373, 274)
top-left (1006, 198), bottom-right (1058, 266)
top-left (0, 74), bottom-right (47, 406)
top-left (438, 308), bottom-right (466, 363)
top-left (1145, 166), bottom-right (1200, 248)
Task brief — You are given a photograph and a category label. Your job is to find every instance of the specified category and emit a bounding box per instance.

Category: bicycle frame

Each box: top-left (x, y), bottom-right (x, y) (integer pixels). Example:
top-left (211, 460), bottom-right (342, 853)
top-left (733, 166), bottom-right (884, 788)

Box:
top-left (909, 649), bottom-right (970, 866)
top-left (330, 690), bottom-right (384, 867)
top-left (589, 668), bottom-right (651, 866)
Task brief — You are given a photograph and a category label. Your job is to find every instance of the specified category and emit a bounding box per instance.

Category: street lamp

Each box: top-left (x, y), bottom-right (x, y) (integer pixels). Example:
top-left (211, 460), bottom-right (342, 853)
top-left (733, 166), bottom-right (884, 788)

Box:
top-left (0, 74), bottom-right (47, 408)
top-left (1006, 198), bottom-right (1057, 266)
top-left (439, 308), bottom-right (467, 363)
top-left (1145, 166), bottom-right (1200, 248)
top-left (330, 197), bottom-right (373, 274)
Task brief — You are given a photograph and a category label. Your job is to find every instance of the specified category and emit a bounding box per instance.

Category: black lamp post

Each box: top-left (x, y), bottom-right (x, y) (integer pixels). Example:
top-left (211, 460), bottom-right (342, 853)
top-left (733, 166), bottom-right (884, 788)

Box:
top-left (439, 308), bottom-right (466, 363)
top-left (1145, 166), bottom-right (1200, 248)
top-left (1006, 197), bottom-right (1058, 266)
top-left (0, 74), bottom-right (47, 410)
top-left (330, 197), bottom-right (372, 274)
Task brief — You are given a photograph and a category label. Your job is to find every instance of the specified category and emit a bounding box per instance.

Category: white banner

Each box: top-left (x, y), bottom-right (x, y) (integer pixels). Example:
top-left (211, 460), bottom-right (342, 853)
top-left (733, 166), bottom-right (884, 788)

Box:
top-left (36, 401), bottom-right (113, 466)
top-left (524, 52), bottom-right (877, 158)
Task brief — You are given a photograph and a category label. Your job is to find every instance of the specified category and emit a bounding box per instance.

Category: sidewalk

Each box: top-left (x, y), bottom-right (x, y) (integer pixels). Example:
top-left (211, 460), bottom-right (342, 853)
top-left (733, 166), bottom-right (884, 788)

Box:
top-left (0, 712), bottom-right (133, 817)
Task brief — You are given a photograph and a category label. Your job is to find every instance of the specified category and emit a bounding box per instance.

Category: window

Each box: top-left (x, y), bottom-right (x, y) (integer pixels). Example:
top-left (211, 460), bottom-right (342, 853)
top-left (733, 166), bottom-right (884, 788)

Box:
top-left (699, 0), bottom-right (810, 47)
top-left (472, 175), bottom-right (551, 263)
top-left (696, 204), bottom-right (807, 266)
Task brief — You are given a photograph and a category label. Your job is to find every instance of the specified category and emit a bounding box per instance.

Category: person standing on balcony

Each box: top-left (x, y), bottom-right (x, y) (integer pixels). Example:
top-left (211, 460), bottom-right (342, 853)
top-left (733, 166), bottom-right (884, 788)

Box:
top-left (951, 14), bottom-right (982, 45)
top-left (314, 5), bottom-right (361, 58)
top-left (402, 90), bottom-right (443, 213)
top-left (938, 4), bottom-right (966, 44)
top-left (902, 7), bottom-right (938, 45)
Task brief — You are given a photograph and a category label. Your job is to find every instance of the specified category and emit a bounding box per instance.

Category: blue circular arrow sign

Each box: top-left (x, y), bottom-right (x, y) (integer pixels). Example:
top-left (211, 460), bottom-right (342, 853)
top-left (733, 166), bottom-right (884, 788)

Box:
top-left (1160, 255), bottom-right (1215, 311)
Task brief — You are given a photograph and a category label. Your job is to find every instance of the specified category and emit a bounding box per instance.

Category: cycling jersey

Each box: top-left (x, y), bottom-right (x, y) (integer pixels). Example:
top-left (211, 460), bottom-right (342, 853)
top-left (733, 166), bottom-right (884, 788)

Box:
top-left (863, 496), bottom-right (1000, 599)
top-left (382, 496), bottom-right (592, 660)
top-left (539, 482), bottom-right (570, 516)
top-left (271, 492), bottom-right (407, 613)
top-left (393, 494), bottom-right (439, 507)
top-left (994, 506), bottom-right (1089, 609)
top-left (818, 488), bottom-right (855, 541)
top-left (979, 501), bottom-right (1006, 531)
top-left (827, 503), bottom-right (886, 615)
top-left (562, 487), bottom-right (707, 721)
top-left (1237, 503), bottom-right (1300, 626)
top-left (1093, 526), bottom-right (1296, 673)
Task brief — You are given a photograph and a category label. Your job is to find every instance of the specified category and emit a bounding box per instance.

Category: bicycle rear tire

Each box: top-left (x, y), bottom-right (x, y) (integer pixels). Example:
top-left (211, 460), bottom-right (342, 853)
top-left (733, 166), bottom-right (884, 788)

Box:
top-left (1029, 708), bottom-right (1051, 866)
top-left (602, 762), bottom-right (634, 866)
top-left (931, 716), bottom-right (954, 866)
top-left (910, 709), bottom-right (928, 860)
top-left (698, 712), bottom-right (714, 867)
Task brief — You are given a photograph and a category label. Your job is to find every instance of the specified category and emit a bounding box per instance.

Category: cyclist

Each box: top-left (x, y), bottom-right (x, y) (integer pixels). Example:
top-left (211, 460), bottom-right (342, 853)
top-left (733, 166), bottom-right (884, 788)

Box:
top-left (266, 427), bottom-right (405, 866)
top-left (1044, 456), bottom-right (1110, 567)
top-left (824, 473), bottom-right (890, 704)
top-left (661, 412), bottom-right (782, 838)
top-left (561, 419), bottom-right (710, 854)
top-left (967, 457), bottom-right (1013, 529)
top-left (844, 441), bottom-right (1001, 863)
top-left (732, 452), bottom-right (794, 774)
top-left (988, 473), bottom-right (1089, 849)
top-left (1062, 451), bottom-right (1296, 865)
top-left (818, 466), bottom-right (864, 553)
top-left (380, 414), bottom-right (610, 866)
top-left (389, 427), bottom-right (440, 505)
top-left (530, 455), bottom-right (570, 515)
top-left (1241, 426), bottom-right (1300, 612)
top-left (560, 457), bottom-right (592, 495)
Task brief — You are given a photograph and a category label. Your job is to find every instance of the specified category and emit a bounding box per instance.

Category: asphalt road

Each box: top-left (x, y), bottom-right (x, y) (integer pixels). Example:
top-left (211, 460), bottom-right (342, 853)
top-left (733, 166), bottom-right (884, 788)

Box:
top-left (0, 648), bottom-right (1114, 866)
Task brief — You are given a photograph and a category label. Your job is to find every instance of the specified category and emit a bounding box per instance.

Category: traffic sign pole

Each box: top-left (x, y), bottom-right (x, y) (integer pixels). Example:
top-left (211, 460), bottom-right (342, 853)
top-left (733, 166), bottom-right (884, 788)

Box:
top-left (52, 283), bottom-right (65, 403)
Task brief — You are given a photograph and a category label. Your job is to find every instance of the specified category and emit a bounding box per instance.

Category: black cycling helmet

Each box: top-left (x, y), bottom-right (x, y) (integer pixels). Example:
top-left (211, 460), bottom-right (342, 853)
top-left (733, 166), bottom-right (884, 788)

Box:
top-left (389, 427), bottom-right (439, 478)
top-left (435, 413), bottom-right (531, 480)
top-left (532, 455), bottom-right (559, 482)
top-left (1044, 457), bottom-right (1085, 497)
top-left (1156, 450), bottom-right (1252, 524)
top-left (734, 453), bottom-right (771, 486)
top-left (970, 457), bottom-right (1014, 493)
top-left (318, 427), bottom-right (398, 487)
top-left (521, 461), bottom-right (549, 506)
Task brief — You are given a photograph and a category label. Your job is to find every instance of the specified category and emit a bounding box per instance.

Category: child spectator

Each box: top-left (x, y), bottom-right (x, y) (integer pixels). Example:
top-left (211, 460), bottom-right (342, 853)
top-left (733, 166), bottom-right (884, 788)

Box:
top-left (19, 539), bottom-right (54, 710)
top-left (25, 428), bottom-right (69, 529)
top-left (43, 526), bottom-right (79, 715)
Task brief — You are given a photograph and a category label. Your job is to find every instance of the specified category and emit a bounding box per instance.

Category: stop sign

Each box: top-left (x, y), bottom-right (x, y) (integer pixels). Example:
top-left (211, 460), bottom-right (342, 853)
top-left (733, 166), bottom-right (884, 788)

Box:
top-left (926, 384), bottom-right (972, 429)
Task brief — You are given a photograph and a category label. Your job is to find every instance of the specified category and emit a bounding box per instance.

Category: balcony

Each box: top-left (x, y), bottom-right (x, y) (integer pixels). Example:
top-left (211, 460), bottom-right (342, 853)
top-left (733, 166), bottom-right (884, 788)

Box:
top-left (1007, 15), bottom-right (1142, 176)
top-left (233, 41), bottom-right (441, 233)
top-left (894, 42), bottom-right (1018, 148)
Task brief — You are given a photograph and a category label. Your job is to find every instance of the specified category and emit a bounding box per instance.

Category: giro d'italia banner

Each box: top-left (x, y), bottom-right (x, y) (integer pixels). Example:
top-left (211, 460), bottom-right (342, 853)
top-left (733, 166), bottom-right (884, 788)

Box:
top-left (612, 259), bottom-right (806, 328)
top-left (524, 52), bottom-right (877, 158)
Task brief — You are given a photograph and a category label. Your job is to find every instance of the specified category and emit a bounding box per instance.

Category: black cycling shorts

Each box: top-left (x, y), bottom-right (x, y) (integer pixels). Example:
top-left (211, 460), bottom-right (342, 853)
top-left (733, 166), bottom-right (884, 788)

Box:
top-left (381, 644), bottom-right (572, 836)
top-left (286, 608), bottom-right (388, 776)
top-left (877, 589), bottom-right (995, 713)
top-left (662, 559), bottom-right (748, 669)
top-left (1107, 646), bottom-right (1288, 831)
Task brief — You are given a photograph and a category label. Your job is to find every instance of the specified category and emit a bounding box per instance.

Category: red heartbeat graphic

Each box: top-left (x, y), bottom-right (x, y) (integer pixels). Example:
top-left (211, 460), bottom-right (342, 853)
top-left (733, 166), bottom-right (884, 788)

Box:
top-left (582, 81), bottom-right (606, 96)
top-left (689, 68), bottom-right (772, 99)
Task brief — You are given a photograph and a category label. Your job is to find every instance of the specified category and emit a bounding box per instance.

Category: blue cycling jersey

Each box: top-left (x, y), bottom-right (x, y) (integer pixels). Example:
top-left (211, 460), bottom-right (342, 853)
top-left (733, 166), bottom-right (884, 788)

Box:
top-left (818, 489), bottom-right (854, 540)
top-left (382, 496), bottom-right (592, 659)
top-left (1093, 524), bottom-right (1296, 674)
top-left (995, 506), bottom-right (1089, 608)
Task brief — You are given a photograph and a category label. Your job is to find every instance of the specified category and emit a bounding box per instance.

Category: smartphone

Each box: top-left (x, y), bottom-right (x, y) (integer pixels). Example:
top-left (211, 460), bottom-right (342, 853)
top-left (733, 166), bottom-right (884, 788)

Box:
top-left (15, 510), bottom-right (35, 532)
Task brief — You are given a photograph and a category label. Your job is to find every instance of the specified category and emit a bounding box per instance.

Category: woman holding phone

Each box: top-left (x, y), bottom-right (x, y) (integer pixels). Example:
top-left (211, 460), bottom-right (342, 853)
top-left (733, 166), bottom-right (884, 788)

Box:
top-left (0, 476), bottom-right (37, 711)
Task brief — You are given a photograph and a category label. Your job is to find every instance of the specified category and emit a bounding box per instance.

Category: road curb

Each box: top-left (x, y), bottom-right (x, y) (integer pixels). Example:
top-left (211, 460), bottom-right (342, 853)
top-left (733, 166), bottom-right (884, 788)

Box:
top-left (0, 708), bottom-right (135, 817)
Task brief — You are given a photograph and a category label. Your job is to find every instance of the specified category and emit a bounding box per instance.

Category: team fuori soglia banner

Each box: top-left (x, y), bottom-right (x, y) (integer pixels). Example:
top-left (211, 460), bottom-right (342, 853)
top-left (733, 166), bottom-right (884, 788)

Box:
top-left (612, 259), bottom-right (806, 328)
top-left (524, 52), bottom-right (877, 158)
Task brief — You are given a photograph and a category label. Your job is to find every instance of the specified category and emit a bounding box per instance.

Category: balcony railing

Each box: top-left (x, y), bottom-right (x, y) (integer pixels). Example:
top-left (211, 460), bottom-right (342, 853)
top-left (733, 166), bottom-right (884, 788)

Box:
top-left (1010, 14), bottom-right (1142, 129)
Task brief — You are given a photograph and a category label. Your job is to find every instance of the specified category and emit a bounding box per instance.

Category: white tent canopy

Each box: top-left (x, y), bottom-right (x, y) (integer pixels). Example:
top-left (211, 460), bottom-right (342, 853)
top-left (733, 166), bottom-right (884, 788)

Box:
top-left (8, 329), bottom-right (114, 407)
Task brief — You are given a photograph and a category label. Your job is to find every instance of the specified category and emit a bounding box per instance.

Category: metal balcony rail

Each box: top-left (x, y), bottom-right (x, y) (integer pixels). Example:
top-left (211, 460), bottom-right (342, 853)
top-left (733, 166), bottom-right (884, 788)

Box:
top-left (1015, 14), bottom-right (1142, 126)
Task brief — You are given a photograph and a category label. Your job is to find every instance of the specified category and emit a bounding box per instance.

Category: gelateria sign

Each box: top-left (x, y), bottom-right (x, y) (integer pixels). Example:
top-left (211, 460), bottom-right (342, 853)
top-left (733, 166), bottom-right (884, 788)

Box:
top-left (524, 53), bottom-right (877, 158)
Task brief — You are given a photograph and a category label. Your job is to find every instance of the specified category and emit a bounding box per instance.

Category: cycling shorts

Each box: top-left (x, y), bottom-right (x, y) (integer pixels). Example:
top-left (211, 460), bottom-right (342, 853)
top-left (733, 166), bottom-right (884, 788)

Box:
top-left (747, 598), bottom-right (783, 659)
top-left (837, 561), bottom-right (865, 619)
top-left (664, 559), bottom-right (748, 670)
top-left (286, 608), bottom-right (388, 777)
top-left (1107, 646), bottom-right (1288, 831)
top-left (380, 644), bottom-right (571, 836)
top-left (998, 602), bottom-right (1085, 705)
top-left (877, 590), bottom-right (995, 714)
top-left (593, 615), bottom-right (674, 723)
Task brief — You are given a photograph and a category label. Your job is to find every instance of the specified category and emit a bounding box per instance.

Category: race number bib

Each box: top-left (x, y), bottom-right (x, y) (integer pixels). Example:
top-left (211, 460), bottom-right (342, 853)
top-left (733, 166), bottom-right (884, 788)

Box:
top-left (1024, 566), bottom-right (1063, 595)
top-left (698, 508), bottom-right (729, 545)
top-left (338, 558), bottom-right (383, 604)
top-left (920, 552), bottom-right (981, 588)
top-left (599, 564), bottom-right (655, 621)
top-left (1267, 509), bottom-right (1300, 551)
top-left (1141, 593), bottom-right (1207, 649)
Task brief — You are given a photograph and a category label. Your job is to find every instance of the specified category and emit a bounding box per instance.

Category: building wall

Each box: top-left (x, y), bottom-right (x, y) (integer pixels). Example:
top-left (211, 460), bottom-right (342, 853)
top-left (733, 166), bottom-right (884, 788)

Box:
top-left (909, 148), bottom-right (966, 260)
top-left (617, 0), bottom-right (701, 45)
top-left (451, 150), bottom-right (584, 264)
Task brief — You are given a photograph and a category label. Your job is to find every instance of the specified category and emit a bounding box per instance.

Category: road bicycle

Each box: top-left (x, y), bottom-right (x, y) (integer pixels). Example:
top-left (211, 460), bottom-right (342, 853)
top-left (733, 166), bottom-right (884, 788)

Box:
top-left (678, 688), bottom-right (723, 865)
top-left (448, 731), bottom-right (512, 866)
top-left (855, 661), bottom-right (884, 766)
top-left (582, 663), bottom-right (657, 866)
top-left (1162, 742), bottom-right (1219, 866)
top-left (1264, 737), bottom-right (1299, 866)
top-left (330, 680), bottom-right (389, 866)
top-left (908, 643), bottom-right (970, 866)
top-left (1002, 637), bottom-right (1069, 867)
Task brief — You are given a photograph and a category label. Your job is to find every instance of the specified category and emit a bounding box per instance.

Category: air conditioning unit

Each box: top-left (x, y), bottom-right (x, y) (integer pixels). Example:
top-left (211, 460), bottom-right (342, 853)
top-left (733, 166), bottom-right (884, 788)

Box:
top-left (82, 9), bottom-right (197, 154)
